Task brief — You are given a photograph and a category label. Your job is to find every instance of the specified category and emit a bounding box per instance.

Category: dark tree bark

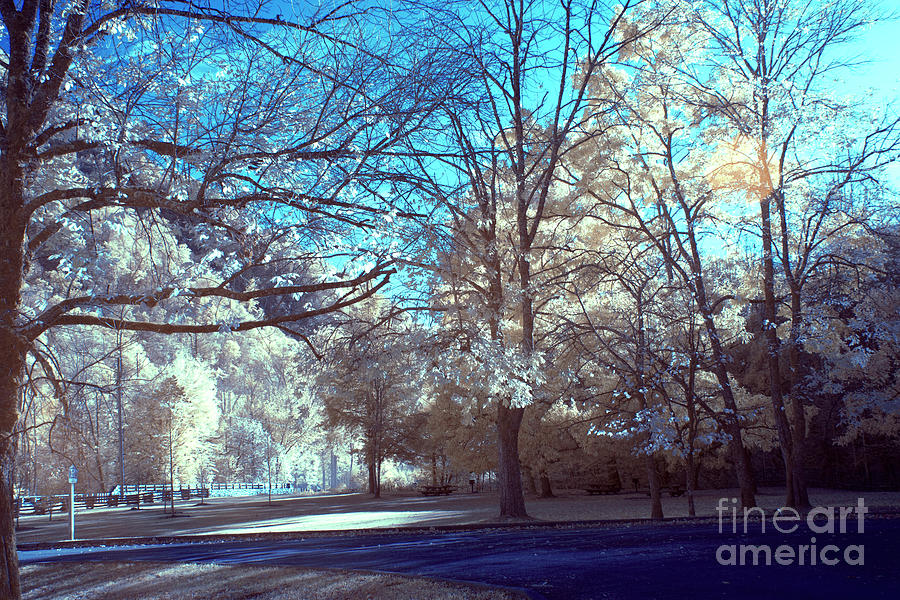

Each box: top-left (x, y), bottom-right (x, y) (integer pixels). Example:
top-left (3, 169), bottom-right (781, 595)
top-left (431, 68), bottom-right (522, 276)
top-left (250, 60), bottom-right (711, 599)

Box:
top-left (497, 404), bottom-right (527, 518)
top-left (685, 452), bottom-right (697, 517)
top-left (606, 457), bottom-right (622, 490)
top-left (777, 191), bottom-right (815, 510)
top-left (430, 453), bottom-right (439, 486)
top-left (587, 78), bottom-right (758, 509)
top-left (521, 465), bottom-right (537, 495)
top-left (759, 193), bottom-right (802, 508)
top-left (645, 454), bottom-right (663, 520)
top-left (538, 472), bottom-right (555, 499)
top-left (367, 457), bottom-right (376, 495)
top-left (0, 439), bottom-right (21, 600)
top-left (1, 4), bottom-right (33, 591)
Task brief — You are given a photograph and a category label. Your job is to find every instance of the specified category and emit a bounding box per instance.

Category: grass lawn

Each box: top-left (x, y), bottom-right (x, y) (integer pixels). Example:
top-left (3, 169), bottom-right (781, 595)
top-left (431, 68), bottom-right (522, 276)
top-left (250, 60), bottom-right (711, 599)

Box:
top-left (16, 486), bottom-right (900, 545)
top-left (21, 561), bottom-right (523, 599)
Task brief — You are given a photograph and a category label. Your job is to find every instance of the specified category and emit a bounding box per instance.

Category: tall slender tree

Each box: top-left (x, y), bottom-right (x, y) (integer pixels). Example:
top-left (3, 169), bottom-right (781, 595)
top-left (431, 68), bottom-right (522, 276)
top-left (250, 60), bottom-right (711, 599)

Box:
top-left (417, 0), bottom-right (656, 519)
top-left (683, 0), bottom-right (899, 508)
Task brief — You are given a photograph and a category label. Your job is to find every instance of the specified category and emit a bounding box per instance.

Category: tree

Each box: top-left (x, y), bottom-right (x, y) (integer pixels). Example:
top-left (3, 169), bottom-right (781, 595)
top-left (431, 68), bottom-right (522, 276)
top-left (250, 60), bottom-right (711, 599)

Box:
top-left (804, 225), bottom-right (900, 454)
top-left (676, 0), bottom-right (899, 508)
top-left (317, 301), bottom-right (425, 497)
top-left (416, 0), bottom-right (657, 519)
top-left (570, 17), bottom-right (760, 508)
top-left (0, 1), bottom-right (444, 594)
top-left (555, 231), bottom-right (679, 518)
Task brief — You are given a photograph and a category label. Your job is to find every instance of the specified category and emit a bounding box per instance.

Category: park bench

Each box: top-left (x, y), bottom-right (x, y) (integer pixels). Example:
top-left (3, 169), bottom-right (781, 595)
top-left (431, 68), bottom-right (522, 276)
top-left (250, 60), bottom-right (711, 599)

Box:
top-left (667, 485), bottom-right (684, 497)
top-left (420, 485), bottom-right (455, 496)
top-left (31, 497), bottom-right (54, 515)
top-left (642, 485), bottom-right (685, 497)
top-left (125, 493), bottom-right (141, 506)
top-left (584, 484), bottom-right (621, 495)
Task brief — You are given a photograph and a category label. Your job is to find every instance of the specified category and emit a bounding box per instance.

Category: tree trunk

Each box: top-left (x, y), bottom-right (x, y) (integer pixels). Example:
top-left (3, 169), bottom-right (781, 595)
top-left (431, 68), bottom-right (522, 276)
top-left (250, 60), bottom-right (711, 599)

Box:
top-left (759, 194), bottom-right (804, 508)
top-left (786, 269), bottom-right (810, 509)
top-left (667, 191), bottom-right (756, 510)
top-left (685, 453), bottom-right (696, 517)
top-left (1, 71), bottom-right (28, 597)
top-left (645, 454), bottom-right (663, 519)
top-left (116, 348), bottom-right (126, 500)
top-left (1, 437), bottom-right (21, 600)
top-left (374, 458), bottom-right (382, 498)
top-left (431, 453), bottom-right (438, 486)
top-left (776, 185), bottom-right (811, 509)
top-left (606, 456), bottom-right (622, 489)
top-left (0, 276), bottom-right (22, 597)
top-left (347, 446), bottom-right (354, 488)
top-left (691, 279), bottom-right (756, 509)
top-left (538, 472), bottom-right (554, 498)
top-left (521, 465), bottom-right (537, 495)
top-left (330, 450), bottom-right (337, 490)
top-left (367, 447), bottom-right (376, 495)
top-left (497, 404), bottom-right (528, 518)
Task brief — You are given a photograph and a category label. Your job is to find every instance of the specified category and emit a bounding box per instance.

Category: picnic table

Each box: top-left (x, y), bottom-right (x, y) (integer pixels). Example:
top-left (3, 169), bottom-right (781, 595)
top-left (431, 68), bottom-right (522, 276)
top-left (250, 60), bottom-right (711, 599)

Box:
top-left (419, 485), bottom-right (455, 496)
top-left (584, 484), bottom-right (621, 495)
top-left (642, 485), bottom-right (685, 497)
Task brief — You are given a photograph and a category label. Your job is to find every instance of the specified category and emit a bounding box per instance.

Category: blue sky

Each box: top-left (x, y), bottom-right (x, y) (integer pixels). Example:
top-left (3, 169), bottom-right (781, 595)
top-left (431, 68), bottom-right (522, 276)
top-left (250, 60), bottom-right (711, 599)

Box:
top-left (837, 16), bottom-right (900, 189)
top-left (844, 17), bottom-right (900, 101)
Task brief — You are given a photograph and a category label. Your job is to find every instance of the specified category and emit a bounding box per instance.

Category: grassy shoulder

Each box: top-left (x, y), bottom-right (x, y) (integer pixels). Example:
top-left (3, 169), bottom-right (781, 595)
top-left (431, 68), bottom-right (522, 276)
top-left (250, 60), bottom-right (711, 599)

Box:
top-left (22, 561), bottom-right (524, 600)
top-left (16, 487), bottom-right (900, 546)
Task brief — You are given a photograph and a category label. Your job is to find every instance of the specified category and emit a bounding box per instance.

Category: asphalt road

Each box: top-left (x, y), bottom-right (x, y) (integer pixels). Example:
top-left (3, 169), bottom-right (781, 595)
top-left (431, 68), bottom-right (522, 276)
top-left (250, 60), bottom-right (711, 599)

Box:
top-left (20, 517), bottom-right (900, 599)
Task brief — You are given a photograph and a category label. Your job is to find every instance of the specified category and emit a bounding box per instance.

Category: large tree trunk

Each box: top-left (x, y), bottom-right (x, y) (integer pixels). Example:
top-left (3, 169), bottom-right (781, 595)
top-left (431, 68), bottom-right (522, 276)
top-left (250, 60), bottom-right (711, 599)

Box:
top-left (645, 454), bottom-right (663, 519)
top-left (374, 458), bottom-right (382, 498)
top-left (705, 331), bottom-right (757, 509)
top-left (521, 465), bottom-right (537, 495)
top-left (605, 457), bottom-right (622, 490)
top-left (367, 448), bottom-right (376, 495)
top-left (1, 437), bottom-right (21, 600)
top-left (0, 331), bottom-right (22, 599)
top-left (538, 471), bottom-right (554, 498)
top-left (759, 194), bottom-right (805, 509)
top-left (431, 453), bottom-right (438, 486)
top-left (1, 135), bottom-right (27, 600)
top-left (497, 404), bottom-right (528, 518)
top-left (685, 453), bottom-right (696, 517)
top-left (780, 196), bottom-right (811, 510)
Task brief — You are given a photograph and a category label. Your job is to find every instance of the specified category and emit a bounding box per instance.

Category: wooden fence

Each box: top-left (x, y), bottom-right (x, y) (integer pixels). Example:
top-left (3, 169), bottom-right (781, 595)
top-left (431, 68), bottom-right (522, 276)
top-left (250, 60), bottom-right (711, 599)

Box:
top-left (15, 482), bottom-right (298, 517)
top-left (14, 487), bottom-right (211, 517)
